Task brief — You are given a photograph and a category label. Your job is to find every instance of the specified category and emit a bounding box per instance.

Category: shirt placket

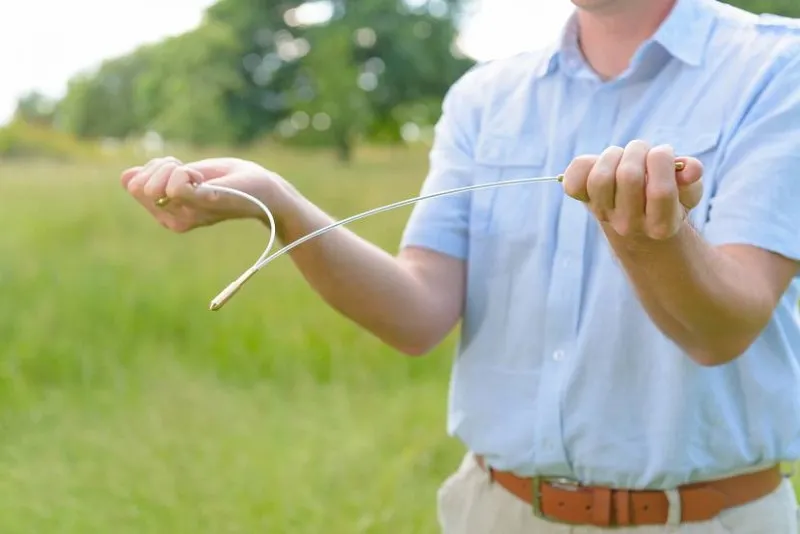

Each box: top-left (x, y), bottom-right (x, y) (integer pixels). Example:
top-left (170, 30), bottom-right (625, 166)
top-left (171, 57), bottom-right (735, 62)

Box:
top-left (533, 83), bottom-right (621, 473)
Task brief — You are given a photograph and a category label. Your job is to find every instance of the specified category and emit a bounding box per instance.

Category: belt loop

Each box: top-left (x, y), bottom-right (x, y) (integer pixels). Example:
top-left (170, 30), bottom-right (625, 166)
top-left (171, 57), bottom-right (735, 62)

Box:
top-left (475, 454), bottom-right (495, 485)
top-left (665, 489), bottom-right (682, 525)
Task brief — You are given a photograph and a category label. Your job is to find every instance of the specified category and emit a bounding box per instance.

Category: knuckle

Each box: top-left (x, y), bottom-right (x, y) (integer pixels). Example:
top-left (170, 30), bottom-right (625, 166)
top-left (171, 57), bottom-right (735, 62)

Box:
top-left (153, 156), bottom-right (179, 166)
top-left (649, 143), bottom-right (674, 156)
top-left (646, 146), bottom-right (676, 168)
top-left (564, 155), bottom-right (596, 180)
top-left (602, 145), bottom-right (625, 158)
top-left (575, 154), bottom-right (598, 166)
top-left (616, 163), bottom-right (644, 185)
top-left (626, 139), bottom-right (651, 151)
top-left (165, 170), bottom-right (191, 197)
top-left (144, 158), bottom-right (164, 169)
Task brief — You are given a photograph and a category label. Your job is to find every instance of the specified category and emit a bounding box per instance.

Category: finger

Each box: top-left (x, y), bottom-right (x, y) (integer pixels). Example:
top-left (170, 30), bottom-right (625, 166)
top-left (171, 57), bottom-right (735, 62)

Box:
top-left (675, 157), bottom-right (703, 186)
top-left (165, 167), bottom-right (201, 201)
top-left (586, 146), bottom-right (624, 220)
top-left (675, 157), bottom-right (704, 210)
top-left (143, 161), bottom-right (179, 200)
top-left (645, 144), bottom-right (680, 238)
top-left (562, 155), bottom-right (598, 203)
top-left (193, 172), bottom-right (255, 206)
top-left (678, 180), bottom-right (704, 211)
top-left (614, 140), bottom-right (650, 234)
top-left (192, 171), bottom-right (267, 222)
top-left (120, 166), bottom-right (142, 189)
top-left (126, 157), bottom-right (180, 198)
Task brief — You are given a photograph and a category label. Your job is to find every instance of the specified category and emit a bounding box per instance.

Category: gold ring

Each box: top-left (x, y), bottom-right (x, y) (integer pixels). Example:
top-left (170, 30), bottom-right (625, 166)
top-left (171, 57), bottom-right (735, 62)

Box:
top-left (155, 196), bottom-right (170, 207)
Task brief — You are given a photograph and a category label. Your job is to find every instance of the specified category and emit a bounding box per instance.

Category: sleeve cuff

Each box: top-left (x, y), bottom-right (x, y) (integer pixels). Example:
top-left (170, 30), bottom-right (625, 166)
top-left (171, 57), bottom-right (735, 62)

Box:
top-left (400, 228), bottom-right (468, 260)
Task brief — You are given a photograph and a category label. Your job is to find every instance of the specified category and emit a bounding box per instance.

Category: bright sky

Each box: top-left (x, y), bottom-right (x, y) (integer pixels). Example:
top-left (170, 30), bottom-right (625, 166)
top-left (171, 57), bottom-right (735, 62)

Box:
top-left (0, 0), bottom-right (574, 124)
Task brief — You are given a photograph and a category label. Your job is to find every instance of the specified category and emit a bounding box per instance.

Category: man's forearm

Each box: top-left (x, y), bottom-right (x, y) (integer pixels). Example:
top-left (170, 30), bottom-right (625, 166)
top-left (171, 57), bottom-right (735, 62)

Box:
top-left (604, 222), bottom-right (776, 366)
top-left (258, 184), bottom-right (462, 356)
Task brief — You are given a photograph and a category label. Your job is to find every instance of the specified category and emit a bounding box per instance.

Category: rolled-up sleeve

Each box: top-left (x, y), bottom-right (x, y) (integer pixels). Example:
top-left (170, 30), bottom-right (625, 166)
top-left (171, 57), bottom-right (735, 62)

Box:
top-left (703, 50), bottom-right (800, 262)
top-left (399, 70), bottom-right (481, 261)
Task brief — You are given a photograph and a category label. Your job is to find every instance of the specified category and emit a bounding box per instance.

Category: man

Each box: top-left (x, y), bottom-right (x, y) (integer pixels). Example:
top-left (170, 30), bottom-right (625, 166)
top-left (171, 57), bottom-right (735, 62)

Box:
top-left (121, 0), bottom-right (800, 531)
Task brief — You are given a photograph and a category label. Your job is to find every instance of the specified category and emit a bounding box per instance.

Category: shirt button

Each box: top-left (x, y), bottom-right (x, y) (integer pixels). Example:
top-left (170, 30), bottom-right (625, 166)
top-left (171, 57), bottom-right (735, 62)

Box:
top-left (553, 350), bottom-right (565, 362)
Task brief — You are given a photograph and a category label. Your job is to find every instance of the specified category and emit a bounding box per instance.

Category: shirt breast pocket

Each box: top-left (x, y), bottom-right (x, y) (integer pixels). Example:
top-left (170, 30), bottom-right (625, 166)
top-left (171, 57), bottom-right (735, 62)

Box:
top-left (471, 133), bottom-right (551, 237)
top-left (469, 132), bottom-right (553, 281)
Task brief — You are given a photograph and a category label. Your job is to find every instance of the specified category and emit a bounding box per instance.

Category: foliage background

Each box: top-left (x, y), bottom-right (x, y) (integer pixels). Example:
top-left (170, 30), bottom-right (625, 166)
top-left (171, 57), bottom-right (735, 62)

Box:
top-left (0, 1), bottom-right (798, 532)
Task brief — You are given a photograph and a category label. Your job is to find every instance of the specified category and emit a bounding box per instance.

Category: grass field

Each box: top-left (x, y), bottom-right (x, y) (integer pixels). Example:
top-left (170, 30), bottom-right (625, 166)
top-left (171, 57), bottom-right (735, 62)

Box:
top-left (0, 145), bottom-right (461, 533)
top-left (2, 145), bottom-right (799, 533)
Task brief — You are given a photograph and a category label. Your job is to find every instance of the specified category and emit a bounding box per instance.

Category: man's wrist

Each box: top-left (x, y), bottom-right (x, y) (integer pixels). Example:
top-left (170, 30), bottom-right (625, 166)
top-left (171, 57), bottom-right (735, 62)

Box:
top-left (246, 173), bottom-right (296, 231)
top-left (603, 219), bottom-right (694, 258)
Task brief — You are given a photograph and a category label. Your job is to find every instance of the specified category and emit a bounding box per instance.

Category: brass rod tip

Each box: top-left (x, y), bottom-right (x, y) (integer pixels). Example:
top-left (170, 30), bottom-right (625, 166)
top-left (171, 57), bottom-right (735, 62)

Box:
top-left (207, 270), bottom-right (255, 312)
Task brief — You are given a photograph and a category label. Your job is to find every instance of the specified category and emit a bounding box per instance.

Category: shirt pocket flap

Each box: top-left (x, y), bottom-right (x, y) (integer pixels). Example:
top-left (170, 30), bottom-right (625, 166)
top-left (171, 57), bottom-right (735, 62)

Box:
top-left (474, 133), bottom-right (548, 169)
top-left (647, 126), bottom-right (724, 230)
top-left (649, 127), bottom-right (722, 157)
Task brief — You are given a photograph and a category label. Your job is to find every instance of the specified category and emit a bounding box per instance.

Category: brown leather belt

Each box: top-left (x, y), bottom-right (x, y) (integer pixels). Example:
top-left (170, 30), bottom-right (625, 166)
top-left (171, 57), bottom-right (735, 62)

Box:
top-left (475, 455), bottom-right (783, 527)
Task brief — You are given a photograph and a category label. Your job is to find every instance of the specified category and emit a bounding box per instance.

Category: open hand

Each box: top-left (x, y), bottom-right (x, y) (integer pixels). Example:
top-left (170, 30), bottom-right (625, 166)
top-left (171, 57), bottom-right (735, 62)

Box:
top-left (120, 156), bottom-right (286, 233)
top-left (561, 141), bottom-right (704, 240)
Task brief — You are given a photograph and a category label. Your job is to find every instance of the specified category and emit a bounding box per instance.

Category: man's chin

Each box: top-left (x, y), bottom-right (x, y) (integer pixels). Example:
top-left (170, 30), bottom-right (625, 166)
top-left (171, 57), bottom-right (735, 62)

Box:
top-left (570, 0), bottom-right (631, 14)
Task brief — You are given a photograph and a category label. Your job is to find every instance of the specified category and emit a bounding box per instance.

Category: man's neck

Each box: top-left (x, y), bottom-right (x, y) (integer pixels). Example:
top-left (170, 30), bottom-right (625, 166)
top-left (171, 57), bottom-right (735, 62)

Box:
top-left (576, 0), bottom-right (678, 79)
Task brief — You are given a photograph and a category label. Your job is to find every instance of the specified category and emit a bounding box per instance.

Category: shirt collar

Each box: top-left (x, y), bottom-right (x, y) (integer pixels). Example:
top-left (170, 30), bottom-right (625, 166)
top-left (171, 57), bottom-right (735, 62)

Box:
top-left (651, 0), bottom-right (717, 67)
top-left (535, 0), bottom-right (717, 79)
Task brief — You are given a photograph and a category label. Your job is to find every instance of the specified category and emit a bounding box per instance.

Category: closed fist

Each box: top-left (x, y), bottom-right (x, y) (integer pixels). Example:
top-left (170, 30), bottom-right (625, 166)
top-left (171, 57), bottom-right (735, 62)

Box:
top-left (562, 140), bottom-right (704, 240)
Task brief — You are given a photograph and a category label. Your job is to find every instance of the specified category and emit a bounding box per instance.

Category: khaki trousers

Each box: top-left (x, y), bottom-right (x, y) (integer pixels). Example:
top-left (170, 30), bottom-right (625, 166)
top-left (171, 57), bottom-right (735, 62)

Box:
top-left (437, 453), bottom-right (799, 533)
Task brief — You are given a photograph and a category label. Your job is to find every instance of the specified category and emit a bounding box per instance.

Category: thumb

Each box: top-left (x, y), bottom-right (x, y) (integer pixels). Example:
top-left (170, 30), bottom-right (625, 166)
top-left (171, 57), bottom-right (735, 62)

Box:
top-left (675, 156), bottom-right (704, 209)
top-left (182, 171), bottom-right (257, 205)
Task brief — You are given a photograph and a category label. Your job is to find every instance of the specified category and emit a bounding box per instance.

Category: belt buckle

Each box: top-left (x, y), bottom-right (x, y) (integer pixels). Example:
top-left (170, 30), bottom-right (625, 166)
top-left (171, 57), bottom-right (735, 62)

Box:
top-left (531, 476), bottom-right (583, 524)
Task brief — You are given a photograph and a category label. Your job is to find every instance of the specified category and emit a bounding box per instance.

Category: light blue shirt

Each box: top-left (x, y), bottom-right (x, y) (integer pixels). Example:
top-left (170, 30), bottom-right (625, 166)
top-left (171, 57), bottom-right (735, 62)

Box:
top-left (400, 0), bottom-right (800, 490)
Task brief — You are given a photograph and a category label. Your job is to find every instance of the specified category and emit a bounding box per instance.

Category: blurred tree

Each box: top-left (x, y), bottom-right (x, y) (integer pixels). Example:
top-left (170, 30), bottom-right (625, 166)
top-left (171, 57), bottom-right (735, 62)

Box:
top-left (292, 22), bottom-right (373, 162)
top-left (205, 0), bottom-right (310, 143)
top-left (52, 0), bottom-right (475, 159)
top-left (135, 21), bottom-right (244, 146)
top-left (345, 0), bottom-right (473, 142)
top-left (12, 91), bottom-right (58, 127)
top-left (57, 46), bottom-right (157, 140)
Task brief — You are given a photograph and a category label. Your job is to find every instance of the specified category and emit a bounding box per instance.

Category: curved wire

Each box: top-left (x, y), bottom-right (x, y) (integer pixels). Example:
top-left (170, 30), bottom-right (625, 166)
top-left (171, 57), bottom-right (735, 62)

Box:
top-left (199, 183), bottom-right (277, 269)
top-left (199, 174), bottom-right (564, 311)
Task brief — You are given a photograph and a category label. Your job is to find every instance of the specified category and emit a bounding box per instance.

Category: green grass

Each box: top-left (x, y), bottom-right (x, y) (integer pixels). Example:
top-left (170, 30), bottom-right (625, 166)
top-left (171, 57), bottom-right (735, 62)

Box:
top-left (0, 146), bottom-right (461, 533)
top-left (2, 145), bottom-right (798, 532)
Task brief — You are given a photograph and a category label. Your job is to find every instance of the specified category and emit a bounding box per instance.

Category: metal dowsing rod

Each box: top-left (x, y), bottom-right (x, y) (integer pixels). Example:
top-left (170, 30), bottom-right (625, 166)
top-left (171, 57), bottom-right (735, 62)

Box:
top-left (154, 160), bottom-right (686, 311)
